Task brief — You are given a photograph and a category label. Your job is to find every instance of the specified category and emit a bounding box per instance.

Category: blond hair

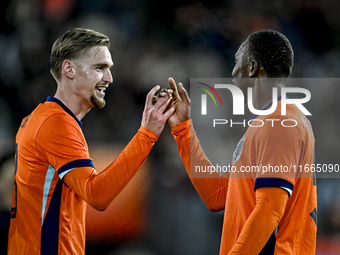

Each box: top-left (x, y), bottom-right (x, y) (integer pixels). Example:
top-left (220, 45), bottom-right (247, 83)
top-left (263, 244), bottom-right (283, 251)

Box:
top-left (50, 28), bottom-right (110, 80)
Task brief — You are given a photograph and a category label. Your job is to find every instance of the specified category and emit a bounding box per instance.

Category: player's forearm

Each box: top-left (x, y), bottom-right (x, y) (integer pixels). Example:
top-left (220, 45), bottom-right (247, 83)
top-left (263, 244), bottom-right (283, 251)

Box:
top-left (65, 127), bottom-right (158, 211)
top-left (228, 187), bottom-right (288, 255)
top-left (171, 120), bottom-right (228, 211)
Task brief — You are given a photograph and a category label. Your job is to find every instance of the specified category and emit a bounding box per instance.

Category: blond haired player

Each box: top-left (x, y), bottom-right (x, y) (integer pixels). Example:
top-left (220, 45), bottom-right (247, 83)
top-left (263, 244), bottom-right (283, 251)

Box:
top-left (8, 28), bottom-right (175, 255)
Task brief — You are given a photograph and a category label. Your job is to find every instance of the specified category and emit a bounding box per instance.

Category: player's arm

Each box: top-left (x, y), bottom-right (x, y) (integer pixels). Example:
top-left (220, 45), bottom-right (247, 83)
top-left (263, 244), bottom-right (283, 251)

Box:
top-left (63, 125), bottom-right (158, 211)
top-left (228, 187), bottom-right (288, 254)
top-left (169, 78), bottom-right (228, 211)
top-left (69, 85), bottom-right (175, 210)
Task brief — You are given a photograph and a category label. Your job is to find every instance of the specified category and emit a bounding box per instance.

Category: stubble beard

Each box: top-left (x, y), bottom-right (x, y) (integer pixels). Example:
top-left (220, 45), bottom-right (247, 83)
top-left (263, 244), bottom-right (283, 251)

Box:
top-left (90, 95), bottom-right (106, 109)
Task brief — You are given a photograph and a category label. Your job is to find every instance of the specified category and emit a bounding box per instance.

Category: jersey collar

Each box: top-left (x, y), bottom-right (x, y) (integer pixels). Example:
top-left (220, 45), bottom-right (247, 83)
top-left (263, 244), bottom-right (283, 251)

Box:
top-left (46, 96), bottom-right (83, 129)
top-left (250, 96), bottom-right (282, 121)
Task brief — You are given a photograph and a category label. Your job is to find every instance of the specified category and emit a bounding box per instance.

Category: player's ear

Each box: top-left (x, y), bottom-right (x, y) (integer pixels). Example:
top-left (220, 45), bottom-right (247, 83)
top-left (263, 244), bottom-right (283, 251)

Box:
top-left (248, 59), bottom-right (259, 78)
top-left (62, 60), bottom-right (75, 79)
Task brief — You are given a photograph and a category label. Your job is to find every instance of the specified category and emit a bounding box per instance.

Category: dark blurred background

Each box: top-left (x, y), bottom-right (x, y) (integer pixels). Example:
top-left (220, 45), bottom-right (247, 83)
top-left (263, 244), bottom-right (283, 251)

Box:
top-left (0, 0), bottom-right (340, 254)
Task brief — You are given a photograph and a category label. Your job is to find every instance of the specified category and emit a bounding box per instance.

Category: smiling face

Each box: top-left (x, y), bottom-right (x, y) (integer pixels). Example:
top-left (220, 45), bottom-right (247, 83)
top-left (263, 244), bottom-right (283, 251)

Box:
top-left (72, 46), bottom-right (114, 109)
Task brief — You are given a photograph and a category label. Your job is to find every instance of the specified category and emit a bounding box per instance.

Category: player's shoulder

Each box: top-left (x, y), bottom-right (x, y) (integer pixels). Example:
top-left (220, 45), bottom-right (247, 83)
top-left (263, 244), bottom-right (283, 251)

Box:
top-left (18, 102), bottom-right (64, 129)
top-left (258, 102), bottom-right (311, 131)
top-left (248, 109), bottom-right (307, 144)
top-left (283, 104), bottom-right (314, 136)
top-left (23, 101), bottom-right (81, 138)
top-left (32, 101), bottom-right (75, 125)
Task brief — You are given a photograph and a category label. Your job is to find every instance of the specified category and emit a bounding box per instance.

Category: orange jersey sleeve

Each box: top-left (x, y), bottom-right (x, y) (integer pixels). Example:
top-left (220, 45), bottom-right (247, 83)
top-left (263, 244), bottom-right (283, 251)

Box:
top-left (171, 119), bottom-right (228, 211)
top-left (228, 187), bottom-right (288, 255)
top-left (63, 126), bottom-right (158, 210)
top-left (252, 115), bottom-right (302, 194)
top-left (36, 110), bottom-right (93, 172)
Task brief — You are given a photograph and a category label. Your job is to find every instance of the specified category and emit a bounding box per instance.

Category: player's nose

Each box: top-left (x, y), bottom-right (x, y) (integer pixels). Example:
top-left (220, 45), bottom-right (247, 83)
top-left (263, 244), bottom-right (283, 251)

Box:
top-left (231, 65), bottom-right (236, 78)
top-left (103, 69), bottom-right (113, 84)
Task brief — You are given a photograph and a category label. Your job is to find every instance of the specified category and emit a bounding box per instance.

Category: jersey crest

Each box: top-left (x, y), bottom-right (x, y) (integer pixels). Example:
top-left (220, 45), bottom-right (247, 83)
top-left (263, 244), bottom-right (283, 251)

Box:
top-left (233, 135), bottom-right (245, 164)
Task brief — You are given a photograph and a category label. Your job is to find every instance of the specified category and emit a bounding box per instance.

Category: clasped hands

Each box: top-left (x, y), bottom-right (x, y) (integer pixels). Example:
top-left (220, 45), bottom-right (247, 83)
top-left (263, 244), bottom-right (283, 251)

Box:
top-left (141, 77), bottom-right (190, 136)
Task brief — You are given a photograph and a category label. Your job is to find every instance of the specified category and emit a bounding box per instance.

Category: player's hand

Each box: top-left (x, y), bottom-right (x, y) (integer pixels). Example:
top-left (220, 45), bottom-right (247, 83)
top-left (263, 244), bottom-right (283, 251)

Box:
top-left (141, 85), bottom-right (176, 136)
top-left (152, 88), bottom-right (173, 105)
top-left (167, 77), bottom-right (190, 126)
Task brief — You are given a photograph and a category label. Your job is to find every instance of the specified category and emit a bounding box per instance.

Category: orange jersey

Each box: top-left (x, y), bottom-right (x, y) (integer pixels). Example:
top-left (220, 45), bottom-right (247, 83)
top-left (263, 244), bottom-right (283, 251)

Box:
top-left (172, 100), bottom-right (317, 255)
top-left (8, 97), bottom-right (158, 255)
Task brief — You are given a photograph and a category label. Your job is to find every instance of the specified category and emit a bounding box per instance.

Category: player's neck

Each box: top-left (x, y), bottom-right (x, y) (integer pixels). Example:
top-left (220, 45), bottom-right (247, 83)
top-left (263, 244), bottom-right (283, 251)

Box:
top-left (252, 78), bottom-right (285, 110)
top-left (54, 87), bottom-right (89, 121)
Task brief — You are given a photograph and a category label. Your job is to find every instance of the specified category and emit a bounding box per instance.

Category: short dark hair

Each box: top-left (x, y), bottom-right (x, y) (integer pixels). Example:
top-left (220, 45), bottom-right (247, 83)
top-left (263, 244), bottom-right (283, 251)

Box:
top-left (245, 30), bottom-right (294, 78)
top-left (50, 28), bottom-right (110, 80)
